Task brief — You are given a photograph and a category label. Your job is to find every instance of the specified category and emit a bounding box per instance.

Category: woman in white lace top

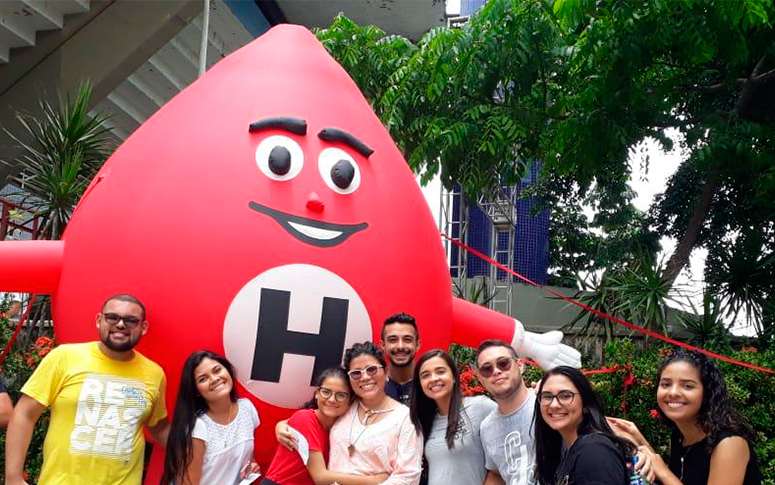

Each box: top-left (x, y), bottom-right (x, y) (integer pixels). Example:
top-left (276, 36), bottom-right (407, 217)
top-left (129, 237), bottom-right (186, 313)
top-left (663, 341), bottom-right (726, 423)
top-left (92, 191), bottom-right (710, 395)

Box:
top-left (327, 341), bottom-right (423, 485)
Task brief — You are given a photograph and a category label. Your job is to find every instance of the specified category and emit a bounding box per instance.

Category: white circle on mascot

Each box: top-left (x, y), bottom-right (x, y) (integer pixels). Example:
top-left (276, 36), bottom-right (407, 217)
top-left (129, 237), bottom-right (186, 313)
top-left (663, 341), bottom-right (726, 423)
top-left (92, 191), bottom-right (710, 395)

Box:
top-left (223, 264), bottom-right (372, 408)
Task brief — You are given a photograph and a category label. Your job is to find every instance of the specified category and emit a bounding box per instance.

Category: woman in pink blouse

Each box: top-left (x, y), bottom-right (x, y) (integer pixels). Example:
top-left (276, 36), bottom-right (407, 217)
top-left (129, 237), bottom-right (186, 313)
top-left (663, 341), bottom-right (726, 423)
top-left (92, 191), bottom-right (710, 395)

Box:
top-left (327, 342), bottom-right (423, 485)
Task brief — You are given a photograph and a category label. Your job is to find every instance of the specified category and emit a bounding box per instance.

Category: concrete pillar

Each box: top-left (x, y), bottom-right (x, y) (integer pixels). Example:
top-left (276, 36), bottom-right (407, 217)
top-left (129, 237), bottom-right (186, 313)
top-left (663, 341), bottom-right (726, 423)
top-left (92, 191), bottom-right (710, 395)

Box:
top-left (0, 0), bottom-right (201, 185)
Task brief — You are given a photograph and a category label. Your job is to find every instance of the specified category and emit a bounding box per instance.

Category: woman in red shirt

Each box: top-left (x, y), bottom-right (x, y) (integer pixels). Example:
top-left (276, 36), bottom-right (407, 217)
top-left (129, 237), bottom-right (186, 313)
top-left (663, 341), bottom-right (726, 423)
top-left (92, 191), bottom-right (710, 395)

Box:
top-left (263, 367), bottom-right (389, 485)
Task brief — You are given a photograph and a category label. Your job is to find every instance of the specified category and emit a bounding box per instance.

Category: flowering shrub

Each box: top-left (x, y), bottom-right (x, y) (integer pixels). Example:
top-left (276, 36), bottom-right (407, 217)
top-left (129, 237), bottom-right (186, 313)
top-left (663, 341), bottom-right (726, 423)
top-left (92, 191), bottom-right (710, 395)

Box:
top-left (459, 364), bottom-right (487, 396)
top-left (25, 336), bottom-right (54, 368)
top-left (0, 309), bottom-right (54, 483)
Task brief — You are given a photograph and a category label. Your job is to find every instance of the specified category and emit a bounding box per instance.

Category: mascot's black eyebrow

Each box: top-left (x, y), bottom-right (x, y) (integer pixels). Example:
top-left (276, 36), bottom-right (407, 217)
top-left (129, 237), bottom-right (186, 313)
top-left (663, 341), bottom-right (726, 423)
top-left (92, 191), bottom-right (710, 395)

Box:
top-left (249, 117), bottom-right (307, 135)
top-left (318, 127), bottom-right (374, 158)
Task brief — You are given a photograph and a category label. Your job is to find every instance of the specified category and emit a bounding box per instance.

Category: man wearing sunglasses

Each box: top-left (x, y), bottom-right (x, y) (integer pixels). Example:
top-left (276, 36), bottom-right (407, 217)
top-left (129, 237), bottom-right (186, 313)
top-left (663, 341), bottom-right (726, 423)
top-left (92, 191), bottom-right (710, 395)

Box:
top-left (380, 313), bottom-right (421, 406)
top-left (5, 294), bottom-right (170, 485)
top-left (476, 339), bottom-right (537, 485)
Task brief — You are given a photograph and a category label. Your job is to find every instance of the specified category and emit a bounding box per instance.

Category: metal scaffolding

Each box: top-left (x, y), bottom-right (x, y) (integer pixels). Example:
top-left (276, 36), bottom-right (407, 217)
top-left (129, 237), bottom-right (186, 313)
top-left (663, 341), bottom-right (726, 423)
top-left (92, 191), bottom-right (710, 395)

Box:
top-left (440, 184), bottom-right (468, 281)
top-left (476, 186), bottom-right (517, 315)
top-left (439, 183), bottom-right (517, 316)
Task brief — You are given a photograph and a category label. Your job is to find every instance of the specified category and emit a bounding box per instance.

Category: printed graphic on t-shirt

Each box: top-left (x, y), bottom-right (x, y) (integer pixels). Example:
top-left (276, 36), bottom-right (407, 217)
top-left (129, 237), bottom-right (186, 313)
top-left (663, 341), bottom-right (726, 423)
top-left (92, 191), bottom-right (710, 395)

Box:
top-left (70, 373), bottom-right (147, 461)
top-left (504, 430), bottom-right (531, 485)
top-left (451, 415), bottom-right (471, 441)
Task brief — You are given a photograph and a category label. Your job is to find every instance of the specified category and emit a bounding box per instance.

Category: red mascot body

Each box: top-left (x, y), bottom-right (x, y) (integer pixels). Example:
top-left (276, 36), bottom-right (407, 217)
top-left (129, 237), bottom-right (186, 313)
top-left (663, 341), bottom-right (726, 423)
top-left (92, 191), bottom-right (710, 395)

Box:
top-left (0, 25), bottom-right (579, 482)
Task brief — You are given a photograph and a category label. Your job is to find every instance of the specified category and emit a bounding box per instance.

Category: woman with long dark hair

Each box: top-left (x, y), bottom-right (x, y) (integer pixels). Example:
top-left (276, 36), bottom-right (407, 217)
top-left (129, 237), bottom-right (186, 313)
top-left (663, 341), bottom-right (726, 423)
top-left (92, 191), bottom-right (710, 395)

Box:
top-left (262, 366), bottom-right (388, 485)
top-left (609, 349), bottom-right (761, 485)
top-left (534, 366), bottom-right (636, 485)
top-left (162, 351), bottom-right (260, 485)
top-left (409, 349), bottom-right (496, 485)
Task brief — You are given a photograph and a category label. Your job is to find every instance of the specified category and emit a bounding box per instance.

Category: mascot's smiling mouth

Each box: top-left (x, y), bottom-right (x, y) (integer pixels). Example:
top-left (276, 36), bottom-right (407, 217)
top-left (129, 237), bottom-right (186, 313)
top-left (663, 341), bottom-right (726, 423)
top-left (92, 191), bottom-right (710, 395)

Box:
top-left (249, 202), bottom-right (368, 248)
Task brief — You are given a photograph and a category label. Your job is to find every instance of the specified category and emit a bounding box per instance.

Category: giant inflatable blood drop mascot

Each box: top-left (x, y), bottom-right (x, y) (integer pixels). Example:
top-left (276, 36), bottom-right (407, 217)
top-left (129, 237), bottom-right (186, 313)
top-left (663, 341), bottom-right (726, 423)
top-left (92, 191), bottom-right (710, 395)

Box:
top-left (0, 25), bottom-right (579, 481)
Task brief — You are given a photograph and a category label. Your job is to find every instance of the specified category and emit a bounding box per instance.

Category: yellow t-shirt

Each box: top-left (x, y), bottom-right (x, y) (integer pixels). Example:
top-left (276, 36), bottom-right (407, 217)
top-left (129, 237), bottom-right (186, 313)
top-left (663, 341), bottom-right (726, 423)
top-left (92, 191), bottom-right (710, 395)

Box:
top-left (21, 342), bottom-right (167, 485)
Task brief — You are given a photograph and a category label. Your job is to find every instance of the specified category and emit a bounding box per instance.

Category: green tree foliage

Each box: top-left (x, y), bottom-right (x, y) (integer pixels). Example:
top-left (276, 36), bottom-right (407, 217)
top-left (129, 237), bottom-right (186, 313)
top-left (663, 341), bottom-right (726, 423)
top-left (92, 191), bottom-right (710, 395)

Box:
top-left (315, 0), bottom-right (775, 341)
top-left (316, 15), bottom-right (417, 118)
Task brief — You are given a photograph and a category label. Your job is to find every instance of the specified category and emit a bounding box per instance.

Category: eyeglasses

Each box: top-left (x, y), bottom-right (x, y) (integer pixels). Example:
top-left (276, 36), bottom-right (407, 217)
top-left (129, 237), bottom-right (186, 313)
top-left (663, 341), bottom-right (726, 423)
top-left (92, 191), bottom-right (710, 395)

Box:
top-left (318, 387), bottom-right (350, 402)
top-left (538, 390), bottom-right (577, 406)
top-left (347, 365), bottom-right (383, 381)
top-left (102, 313), bottom-right (142, 329)
top-left (477, 357), bottom-right (516, 378)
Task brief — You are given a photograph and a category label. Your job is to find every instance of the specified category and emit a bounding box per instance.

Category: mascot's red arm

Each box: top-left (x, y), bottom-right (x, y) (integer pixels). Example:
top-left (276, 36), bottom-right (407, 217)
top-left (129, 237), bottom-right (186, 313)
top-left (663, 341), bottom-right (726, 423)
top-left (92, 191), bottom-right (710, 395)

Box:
top-left (0, 241), bottom-right (63, 293)
top-left (451, 296), bottom-right (581, 369)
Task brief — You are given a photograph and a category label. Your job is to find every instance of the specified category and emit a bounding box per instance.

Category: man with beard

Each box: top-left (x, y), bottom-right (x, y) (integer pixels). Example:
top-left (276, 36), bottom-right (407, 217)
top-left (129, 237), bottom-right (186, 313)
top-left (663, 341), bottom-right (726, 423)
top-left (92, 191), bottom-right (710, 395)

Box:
top-left (5, 294), bottom-right (170, 485)
top-left (380, 313), bottom-right (421, 405)
top-left (476, 340), bottom-right (536, 485)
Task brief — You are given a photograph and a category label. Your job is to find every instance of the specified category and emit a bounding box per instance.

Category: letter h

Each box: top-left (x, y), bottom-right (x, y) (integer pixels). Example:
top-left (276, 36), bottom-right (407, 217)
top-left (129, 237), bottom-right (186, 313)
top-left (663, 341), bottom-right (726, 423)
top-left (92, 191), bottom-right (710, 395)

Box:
top-left (251, 288), bottom-right (348, 385)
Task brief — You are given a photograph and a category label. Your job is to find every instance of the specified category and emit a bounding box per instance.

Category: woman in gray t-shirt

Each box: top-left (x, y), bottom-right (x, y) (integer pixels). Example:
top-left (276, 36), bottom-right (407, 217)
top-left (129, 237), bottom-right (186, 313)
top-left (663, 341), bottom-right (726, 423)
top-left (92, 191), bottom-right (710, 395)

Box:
top-left (410, 350), bottom-right (498, 485)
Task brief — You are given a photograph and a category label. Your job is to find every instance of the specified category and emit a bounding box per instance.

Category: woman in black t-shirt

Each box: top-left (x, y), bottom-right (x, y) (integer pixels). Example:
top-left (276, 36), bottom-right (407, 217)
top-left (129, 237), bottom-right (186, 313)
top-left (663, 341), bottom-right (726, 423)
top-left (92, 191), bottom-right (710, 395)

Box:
top-left (609, 349), bottom-right (761, 485)
top-left (534, 366), bottom-right (637, 485)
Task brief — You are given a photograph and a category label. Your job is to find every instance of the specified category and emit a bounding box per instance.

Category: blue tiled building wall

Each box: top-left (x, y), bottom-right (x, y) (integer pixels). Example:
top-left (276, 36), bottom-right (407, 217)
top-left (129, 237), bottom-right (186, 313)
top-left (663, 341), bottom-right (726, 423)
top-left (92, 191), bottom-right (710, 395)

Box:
top-left (453, 163), bottom-right (550, 285)
top-left (460, 0), bottom-right (488, 16)
top-left (450, 0), bottom-right (549, 284)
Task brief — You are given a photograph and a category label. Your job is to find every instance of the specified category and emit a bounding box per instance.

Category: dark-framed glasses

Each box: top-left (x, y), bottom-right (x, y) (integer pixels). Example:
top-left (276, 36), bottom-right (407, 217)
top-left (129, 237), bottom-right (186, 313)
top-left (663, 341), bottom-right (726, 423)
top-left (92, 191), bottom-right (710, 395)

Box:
top-left (318, 387), bottom-right (350, 402)
top-left (347, 364), bottom-right (383, 381)
top-left (102, 313), bottom-right (142, 329)
top-left (477, 357), bottom-right (515, 378)
top-left (538, 390), bottom-right (577, 406)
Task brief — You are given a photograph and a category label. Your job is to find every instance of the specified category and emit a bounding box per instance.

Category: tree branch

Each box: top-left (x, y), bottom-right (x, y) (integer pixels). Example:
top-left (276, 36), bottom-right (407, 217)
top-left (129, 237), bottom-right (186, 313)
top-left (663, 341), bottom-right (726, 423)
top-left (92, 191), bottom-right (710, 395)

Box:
top-left (754, 67), bottom-right (775, 83)
top-left (751, 52), bottom-right (769, 77)
top-left (734, 53), bottom-right (772, 118)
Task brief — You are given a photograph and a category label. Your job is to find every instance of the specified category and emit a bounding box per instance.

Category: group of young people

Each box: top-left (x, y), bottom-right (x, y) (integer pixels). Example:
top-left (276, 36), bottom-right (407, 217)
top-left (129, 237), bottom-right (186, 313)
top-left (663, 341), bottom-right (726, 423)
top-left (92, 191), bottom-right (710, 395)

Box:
top-left (0, 294), bottom-right (764, 485)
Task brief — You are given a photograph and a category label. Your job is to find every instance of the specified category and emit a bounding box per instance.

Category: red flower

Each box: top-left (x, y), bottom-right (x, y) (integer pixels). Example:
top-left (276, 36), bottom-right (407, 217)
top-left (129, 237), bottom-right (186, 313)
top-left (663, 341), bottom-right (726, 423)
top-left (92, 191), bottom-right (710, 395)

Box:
top-left (650, 409), bottom-right (660, 419)
top-left (35, 336), bottom-right (53, 347)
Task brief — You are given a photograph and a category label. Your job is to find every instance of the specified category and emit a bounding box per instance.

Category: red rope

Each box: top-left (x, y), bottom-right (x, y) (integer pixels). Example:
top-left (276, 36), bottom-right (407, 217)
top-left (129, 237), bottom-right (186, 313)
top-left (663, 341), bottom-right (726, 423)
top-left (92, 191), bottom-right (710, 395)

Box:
top-left (443, 234), bottom-right (774, 375)
top-left (523, 357), bottom-right (619, 375)
top-left (0, 294), bottom-right (37, 366)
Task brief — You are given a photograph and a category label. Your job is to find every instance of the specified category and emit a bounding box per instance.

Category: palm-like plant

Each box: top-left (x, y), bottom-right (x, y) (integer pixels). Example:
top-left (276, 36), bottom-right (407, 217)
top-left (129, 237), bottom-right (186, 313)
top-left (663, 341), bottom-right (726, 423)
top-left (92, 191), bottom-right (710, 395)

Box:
top-left (706, 237), bottom-right (775, 339)
top-left (1, 81), bottom-right (113, 239)
top-left (566, 255), bottom-right (682, 341)
top-left (676, 291), bottom-right (731, 350)
top-left (452, 276), bottom-right (497, 308)
top-left (565, 269), bottom-right (621, 342)
top-left (610, 256), bottom-right (682, 337)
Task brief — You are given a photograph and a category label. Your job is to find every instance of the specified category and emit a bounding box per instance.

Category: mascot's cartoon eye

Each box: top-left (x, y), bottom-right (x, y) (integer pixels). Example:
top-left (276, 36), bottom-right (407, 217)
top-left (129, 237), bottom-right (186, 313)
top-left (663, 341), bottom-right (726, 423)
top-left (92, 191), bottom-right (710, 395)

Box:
top-left (256, 135), bottom-right (304, 181)
top-left (318, 147), bottom-right (361, 194)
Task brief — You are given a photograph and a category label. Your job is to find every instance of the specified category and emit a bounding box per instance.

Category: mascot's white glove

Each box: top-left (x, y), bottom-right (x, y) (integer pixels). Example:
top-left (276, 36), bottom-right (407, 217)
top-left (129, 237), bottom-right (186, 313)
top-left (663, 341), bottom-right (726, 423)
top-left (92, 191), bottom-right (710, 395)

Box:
top-left (510, 319), bottom-right (582, 370)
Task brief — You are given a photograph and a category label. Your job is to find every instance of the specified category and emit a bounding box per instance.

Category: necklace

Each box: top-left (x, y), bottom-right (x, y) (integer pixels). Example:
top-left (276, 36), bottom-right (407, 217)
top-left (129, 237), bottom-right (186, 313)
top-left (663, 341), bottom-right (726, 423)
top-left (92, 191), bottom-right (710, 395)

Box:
top-left (347, 400), bottom-right (395, 456)
top-left (208, 401), bottom-right (237, 449)
top-left (358, 399), bottom-right (395, 418)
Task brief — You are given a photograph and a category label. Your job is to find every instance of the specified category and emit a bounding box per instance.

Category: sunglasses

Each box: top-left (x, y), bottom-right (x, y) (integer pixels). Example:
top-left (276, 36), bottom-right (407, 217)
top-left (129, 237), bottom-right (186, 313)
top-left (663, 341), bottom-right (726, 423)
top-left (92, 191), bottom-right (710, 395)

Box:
top-left (477, 357), bottom-right (516, 378)
top-left (318, 387), bottom-right (350, 402)
top-left (347, 364), bottom-right (383, 381)
top-left (102, 313), bottom-right (142, 329)
top-left (538, 390), bottom-right (577, 406)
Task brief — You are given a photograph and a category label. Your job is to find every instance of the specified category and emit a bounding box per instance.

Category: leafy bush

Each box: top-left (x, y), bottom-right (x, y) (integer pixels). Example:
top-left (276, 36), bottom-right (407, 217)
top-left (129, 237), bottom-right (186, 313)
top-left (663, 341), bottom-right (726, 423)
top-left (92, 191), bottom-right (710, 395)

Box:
top-left (0, 306), bottom-right (55, 483)
top-left (451, 340), bottom-right (775, 483)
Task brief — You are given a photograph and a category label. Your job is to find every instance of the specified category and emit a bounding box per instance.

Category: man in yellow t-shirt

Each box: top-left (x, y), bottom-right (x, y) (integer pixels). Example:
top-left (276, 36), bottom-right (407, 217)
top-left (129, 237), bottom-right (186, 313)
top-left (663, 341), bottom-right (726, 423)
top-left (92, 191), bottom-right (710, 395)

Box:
top-left (5, 294), bottom-right (170, 485)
